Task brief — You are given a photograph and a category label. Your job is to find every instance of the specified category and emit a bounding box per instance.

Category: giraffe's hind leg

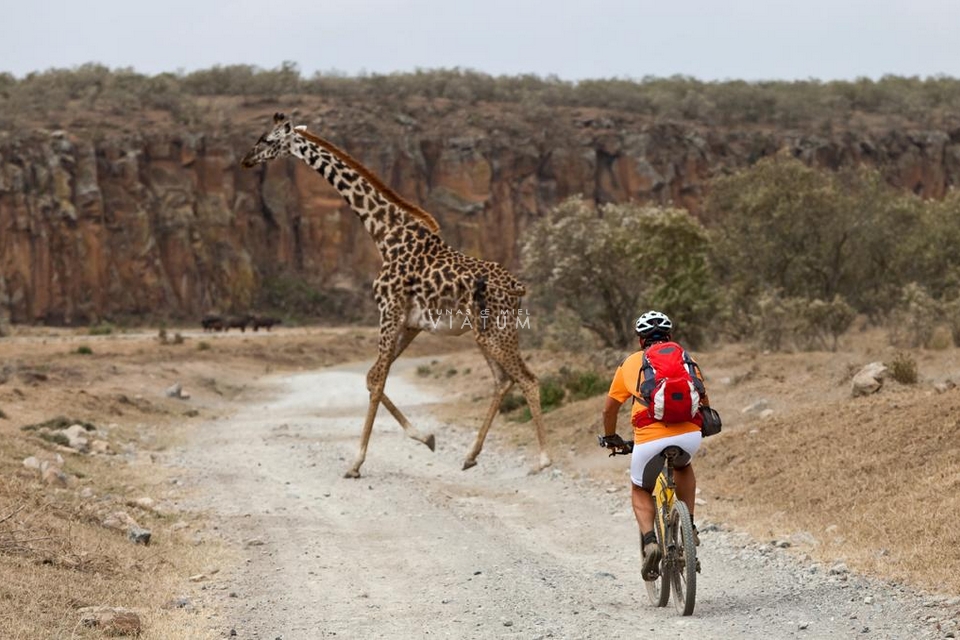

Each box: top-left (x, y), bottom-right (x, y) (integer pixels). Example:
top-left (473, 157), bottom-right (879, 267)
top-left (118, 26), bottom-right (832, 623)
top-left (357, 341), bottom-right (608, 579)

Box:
top-left (463, 338), bottom-right (551, 472)
top-left (462, 354), bottom-right (513, 470)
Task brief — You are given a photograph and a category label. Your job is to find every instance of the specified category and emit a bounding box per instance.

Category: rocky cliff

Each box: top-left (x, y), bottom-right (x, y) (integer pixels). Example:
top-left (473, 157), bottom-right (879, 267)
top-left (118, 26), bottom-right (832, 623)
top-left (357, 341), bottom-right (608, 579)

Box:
top-left (2, 101), bottom-right (959, 324)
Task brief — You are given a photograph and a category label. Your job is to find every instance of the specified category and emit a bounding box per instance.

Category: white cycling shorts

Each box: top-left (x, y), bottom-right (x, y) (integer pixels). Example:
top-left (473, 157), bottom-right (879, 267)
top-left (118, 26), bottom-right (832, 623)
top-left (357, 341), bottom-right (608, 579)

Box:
top-left (630, 430), bottom-right (703, 489)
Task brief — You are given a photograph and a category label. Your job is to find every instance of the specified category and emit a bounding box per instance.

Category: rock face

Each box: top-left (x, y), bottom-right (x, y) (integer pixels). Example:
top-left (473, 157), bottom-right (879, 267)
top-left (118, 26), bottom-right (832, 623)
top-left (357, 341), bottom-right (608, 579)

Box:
top-left (2, 107), bottom-right (959, 324)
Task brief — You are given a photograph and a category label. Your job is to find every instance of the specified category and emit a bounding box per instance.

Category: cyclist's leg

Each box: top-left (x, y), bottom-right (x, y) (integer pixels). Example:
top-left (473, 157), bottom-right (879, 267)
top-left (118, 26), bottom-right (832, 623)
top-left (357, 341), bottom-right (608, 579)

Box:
top-left (631, 483), bottom-right (655, 535)
top-left (629, 439), bottom-right (667, 535)
top-left (671, 430), bottom-right (703, 541)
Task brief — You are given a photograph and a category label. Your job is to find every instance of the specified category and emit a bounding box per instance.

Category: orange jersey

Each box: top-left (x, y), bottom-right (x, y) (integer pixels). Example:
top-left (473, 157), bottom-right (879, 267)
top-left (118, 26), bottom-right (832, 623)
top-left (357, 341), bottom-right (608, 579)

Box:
top-left (607, 350), bottom-right (706, 445)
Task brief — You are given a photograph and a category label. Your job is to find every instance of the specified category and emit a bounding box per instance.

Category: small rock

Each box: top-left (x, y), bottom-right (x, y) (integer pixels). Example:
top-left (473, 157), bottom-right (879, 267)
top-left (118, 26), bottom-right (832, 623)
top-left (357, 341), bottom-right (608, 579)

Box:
top-left (89, 439), bottom-right (112, 455)
top-left (165, 382), bottom-right (183, 398)
top-left (741, 399), bottom-right (770, 414)
top-left (22, 456), bottom-right (41, 471)
top-left (128, 527), bottom-right (152, 545)
top-left (245, 537), bottom-right (266, 547)
top-left (934, 380), bottom-right (956, 394)
top-left (102, 511), bottom-right (140, 532)
top-left (864, 596), bottom-right (874, 605)
top-left (799, 622), bottom-right (810, 630)
top-left (188, 573), bottom-right (206, 582)
top-left (852, 362), bottom-right (887, 397)
top-left (79, 607), bottom-right (142, 636)
top-left (128, 497), bottom-right (156, 511)
top-left (41, 465), bottom-right (70, 487)
top-left (829, 562), bottom-right (849, 575)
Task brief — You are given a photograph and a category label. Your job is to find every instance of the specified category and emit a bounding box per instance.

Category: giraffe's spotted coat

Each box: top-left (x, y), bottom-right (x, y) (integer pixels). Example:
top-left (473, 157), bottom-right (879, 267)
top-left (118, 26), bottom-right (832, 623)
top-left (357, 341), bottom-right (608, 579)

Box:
top-left (241, 112), bottom-right (551, 477)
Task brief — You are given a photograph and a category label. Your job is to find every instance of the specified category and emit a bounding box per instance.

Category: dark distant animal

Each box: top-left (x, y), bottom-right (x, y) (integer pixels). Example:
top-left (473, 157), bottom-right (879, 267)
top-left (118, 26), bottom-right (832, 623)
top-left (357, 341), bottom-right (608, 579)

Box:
top-left (251, 315), bottom-right (282, 331)
top-left (225, 315), bottom-right (253, 332)
top-left (201, 314), bottom-right (225, 332)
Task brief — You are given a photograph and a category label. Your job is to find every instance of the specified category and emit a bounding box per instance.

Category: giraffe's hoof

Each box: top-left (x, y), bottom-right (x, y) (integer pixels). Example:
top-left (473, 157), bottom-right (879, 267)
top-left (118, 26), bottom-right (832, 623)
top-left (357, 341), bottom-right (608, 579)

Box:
top-left (343, 468), bottom-right (361, 479)
top-left (462, 459), bottom-right (477, 471)
top-left (424, 434), bottom-right (436, 452)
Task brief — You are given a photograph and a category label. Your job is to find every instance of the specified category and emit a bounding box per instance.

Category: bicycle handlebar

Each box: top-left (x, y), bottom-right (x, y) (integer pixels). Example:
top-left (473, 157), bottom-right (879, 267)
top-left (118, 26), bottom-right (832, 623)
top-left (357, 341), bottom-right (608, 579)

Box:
top-left (597, 435), bottom-right (634, 456)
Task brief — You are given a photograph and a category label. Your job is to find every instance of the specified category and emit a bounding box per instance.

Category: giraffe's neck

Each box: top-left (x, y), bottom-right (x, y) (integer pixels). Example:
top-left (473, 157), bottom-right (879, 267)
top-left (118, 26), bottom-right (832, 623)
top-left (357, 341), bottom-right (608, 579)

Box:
top-left (290, 130), bottom-right (440, 257)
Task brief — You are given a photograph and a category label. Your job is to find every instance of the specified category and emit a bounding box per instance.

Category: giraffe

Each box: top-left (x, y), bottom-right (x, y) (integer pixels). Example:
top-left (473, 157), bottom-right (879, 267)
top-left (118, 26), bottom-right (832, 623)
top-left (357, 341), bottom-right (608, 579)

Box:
top-left (241, 112), bottom-right (551, 478)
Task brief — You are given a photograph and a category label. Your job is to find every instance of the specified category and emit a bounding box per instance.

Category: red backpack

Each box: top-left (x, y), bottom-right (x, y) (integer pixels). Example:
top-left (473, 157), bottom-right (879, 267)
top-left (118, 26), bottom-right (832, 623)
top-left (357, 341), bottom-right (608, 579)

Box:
top-left (634, 341), bottom-right (705, 427)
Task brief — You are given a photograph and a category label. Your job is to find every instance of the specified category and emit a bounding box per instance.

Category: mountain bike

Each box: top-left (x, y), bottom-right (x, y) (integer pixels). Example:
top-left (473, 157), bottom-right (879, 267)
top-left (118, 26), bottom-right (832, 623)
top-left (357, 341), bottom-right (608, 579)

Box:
top-left (598, 437), bottom-right (699, 615)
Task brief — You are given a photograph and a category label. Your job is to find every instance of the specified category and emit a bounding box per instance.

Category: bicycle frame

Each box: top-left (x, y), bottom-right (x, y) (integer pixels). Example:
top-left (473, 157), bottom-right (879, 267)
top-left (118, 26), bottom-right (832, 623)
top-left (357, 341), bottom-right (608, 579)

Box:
top-left (652, 461), bottom-right (676, 544)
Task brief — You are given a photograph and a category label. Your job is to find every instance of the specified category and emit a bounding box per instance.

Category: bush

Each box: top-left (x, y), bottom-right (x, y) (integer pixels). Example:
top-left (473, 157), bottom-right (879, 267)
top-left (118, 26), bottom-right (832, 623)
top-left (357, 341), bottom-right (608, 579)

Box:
top-left (75, 345), bottom-right (93, 355)
top-left (559, 368), bottom-right (607, 401)
top-left (522, 197), bottom-right (719, 348)
top-left (888, 353), bottom-right (919, 384)
top-left (887, 283), bottom-right (940, 348)
top-left (87, 323), bottom-right (113, 336)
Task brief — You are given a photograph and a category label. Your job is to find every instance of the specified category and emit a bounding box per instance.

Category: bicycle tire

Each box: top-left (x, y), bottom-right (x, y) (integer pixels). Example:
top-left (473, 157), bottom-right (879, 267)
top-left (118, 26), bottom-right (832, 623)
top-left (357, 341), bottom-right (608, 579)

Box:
top-left (669, 500), bottom-right (697, 616)
top-left (644, 510), bottom-right (670, 607)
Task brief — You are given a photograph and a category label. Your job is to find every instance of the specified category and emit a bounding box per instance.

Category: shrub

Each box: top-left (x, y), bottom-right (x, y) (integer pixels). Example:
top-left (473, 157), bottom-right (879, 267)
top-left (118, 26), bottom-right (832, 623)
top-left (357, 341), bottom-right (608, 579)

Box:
top-left (887, 283), bottom-right (940, 348)
top-left (522, 197), bottom-right (719, 349)
top-left (75, 345), bottom-right (93, 355)
top-left (560, 368), bottom-right (607, 401)
top-left (87, 323), bottom-right (113, 336)
top-left (197, 341), bottom-right (211, 351)
top-left (888, 353), bottom-right (919, 385)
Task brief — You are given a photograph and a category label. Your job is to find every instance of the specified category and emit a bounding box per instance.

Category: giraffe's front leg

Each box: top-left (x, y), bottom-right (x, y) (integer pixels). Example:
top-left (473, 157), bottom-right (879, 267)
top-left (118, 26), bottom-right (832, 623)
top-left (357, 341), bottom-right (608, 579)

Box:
top-left (344, 386), bottom-right (383, 479)
top-left (345, 320), bottom-right (402, 478)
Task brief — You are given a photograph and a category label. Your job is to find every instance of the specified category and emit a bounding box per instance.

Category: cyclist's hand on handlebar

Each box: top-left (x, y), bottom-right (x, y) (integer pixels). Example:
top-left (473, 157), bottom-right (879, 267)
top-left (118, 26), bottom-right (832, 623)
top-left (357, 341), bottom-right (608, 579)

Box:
top-left (599, 433), bottom-right (626, 449)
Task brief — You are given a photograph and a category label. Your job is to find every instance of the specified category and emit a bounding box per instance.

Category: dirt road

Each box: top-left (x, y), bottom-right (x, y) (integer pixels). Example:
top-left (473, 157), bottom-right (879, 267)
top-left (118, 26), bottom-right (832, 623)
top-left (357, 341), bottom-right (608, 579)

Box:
top-left (175, 357), bottom-right (945, 640)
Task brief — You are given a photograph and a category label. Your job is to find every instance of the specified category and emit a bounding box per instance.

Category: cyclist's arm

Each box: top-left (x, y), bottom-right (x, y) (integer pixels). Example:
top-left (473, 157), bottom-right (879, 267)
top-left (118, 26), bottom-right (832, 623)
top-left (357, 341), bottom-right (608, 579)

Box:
top-left (603, 364), bottom-right (633, 436)
top-left (602, 395), bottom-right (623, 437)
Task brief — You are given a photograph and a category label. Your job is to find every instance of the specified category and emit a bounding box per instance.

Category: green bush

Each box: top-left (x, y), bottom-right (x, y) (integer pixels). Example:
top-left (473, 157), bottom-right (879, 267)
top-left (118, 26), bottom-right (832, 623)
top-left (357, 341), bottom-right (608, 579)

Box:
top-left (888, 353), bottom-right (919, 385)
top-left (75, 345), bottom-right (93, 355)
top-left (522, 197), bottom-right (719, 348)
top-left (560, 368), bottom-right (607, 401)
top-left (87, 323), bottom-right (113, 336)
top-left (887, 283), bottom-right (940, 349)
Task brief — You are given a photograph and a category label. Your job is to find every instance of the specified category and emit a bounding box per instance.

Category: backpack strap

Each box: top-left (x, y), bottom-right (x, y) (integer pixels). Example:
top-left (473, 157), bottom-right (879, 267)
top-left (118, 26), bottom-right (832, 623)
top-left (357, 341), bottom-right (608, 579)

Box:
top-left (681, 348), bottom-right (706, 397)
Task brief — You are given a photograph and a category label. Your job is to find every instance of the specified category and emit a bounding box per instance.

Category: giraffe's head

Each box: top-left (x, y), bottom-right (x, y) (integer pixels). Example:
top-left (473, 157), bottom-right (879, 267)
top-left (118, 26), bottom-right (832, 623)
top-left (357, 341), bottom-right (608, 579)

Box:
top-left (241, 112), bottom-right (299, 167)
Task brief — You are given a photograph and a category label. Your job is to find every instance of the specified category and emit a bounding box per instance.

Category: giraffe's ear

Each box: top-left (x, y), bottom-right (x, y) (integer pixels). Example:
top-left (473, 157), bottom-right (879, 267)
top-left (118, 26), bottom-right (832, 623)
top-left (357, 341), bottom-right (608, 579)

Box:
top-left (294, 125), bottom-right (307, 132)
top-left (273, 112), bottom-right (286, 124)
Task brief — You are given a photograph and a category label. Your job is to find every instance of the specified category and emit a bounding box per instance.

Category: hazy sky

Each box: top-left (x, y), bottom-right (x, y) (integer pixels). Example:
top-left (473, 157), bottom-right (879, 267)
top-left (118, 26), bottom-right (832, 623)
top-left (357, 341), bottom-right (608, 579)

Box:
top-left (3, 0), bottom-right (959, 82)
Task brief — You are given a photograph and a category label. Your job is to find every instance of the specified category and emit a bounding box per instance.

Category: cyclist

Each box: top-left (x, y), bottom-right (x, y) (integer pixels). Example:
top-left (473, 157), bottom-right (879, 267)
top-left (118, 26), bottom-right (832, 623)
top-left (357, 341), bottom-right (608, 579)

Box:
top-left (600, 310), bottom-right (710, 580)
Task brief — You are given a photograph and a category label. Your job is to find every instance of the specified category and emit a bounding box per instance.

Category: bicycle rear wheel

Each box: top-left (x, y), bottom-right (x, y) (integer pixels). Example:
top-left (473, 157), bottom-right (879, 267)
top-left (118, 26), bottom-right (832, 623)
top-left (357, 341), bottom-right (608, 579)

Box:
top-left (669, 500), bottom-right (697, 616)
top-left (644, 513), bottom-right (670, 607)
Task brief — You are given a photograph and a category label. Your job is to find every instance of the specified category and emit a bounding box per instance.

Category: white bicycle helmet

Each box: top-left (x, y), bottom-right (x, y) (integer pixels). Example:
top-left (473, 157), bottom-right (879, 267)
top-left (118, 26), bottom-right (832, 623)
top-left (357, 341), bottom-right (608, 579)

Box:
top-left (635, 310), bottom-right (673, 338)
